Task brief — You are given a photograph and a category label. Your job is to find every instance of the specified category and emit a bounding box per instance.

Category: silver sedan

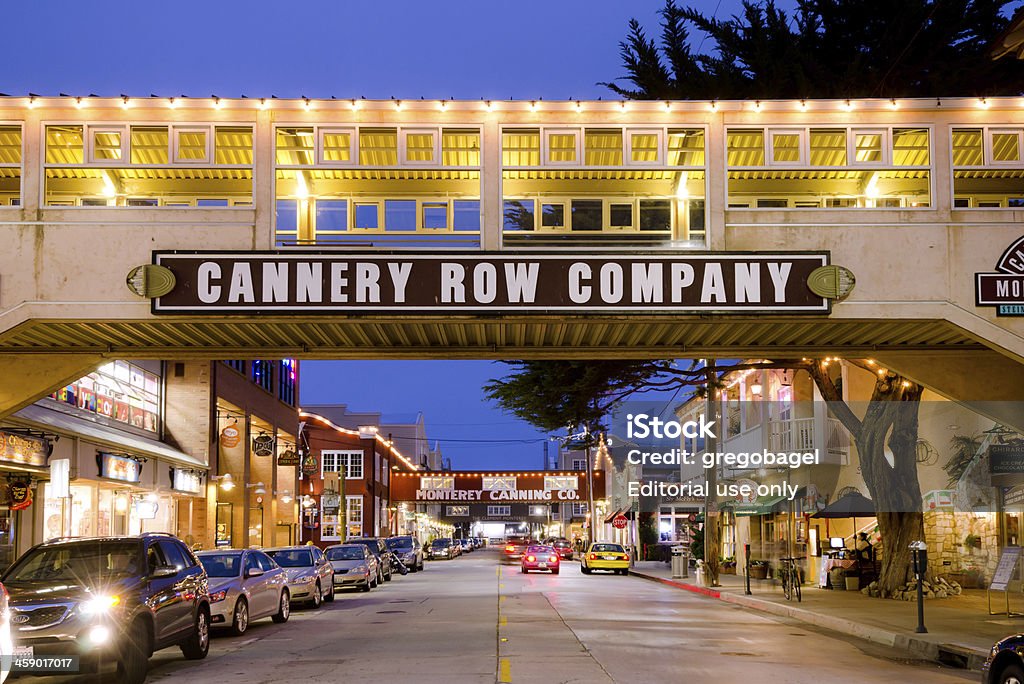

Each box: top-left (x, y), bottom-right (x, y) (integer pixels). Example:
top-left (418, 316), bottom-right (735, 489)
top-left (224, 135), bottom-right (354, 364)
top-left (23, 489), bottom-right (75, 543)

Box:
top-left (197, 549), bottom-right (291, 635)
top-left (325, 544), bottom-right (379, 592)
top-left (265, 545), bottom-right (335, 608)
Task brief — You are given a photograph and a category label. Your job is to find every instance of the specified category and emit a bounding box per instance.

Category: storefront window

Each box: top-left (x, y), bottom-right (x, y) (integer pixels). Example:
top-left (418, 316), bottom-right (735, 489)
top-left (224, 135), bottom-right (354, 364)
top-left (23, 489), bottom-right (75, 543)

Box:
top-left (50, 361), bottom-right (161, 433)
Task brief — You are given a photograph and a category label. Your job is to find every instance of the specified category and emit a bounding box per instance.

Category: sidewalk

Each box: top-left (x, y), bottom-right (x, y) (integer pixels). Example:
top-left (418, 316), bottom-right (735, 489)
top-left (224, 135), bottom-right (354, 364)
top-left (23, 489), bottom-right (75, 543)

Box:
top-left (629, 561), bottom-right (1021, 671)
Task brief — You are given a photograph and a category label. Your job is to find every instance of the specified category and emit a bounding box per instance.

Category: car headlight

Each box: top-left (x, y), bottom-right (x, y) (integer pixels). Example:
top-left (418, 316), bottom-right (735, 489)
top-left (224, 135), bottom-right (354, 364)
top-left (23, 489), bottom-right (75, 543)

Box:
top-left (295, 573), bottom-right (316, 583)
top-left (353, 565), bottom-right (367, 574)
top-left (209, 590), bottom-right (228, 603)
top-left (80, 595), bottom-right (120, 615)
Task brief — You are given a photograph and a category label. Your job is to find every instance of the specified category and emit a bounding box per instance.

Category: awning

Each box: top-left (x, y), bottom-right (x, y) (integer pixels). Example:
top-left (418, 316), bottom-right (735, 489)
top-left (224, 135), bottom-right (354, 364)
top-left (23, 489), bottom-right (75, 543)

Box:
top-left (603, 507), bottom-right (626, 524)
top-left (723, 495), bottom-right (788, 517)
top-left (12, 404), bottom-right (207, 469)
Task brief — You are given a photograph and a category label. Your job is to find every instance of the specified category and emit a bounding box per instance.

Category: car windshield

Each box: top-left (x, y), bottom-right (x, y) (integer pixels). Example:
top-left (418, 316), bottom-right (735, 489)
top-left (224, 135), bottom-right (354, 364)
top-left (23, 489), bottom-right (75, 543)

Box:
top-left (4, 541), bottom-right (142, 582)
top-left (326, 547), bottom-right (364, 561)
top-left (349, 540), bottom-right (382, 556)
top-left (528, 546), bottom-right (555, 553)
top-left (386, 538), bottom-right (413, 550)
top-left (592, 544), bottom-right (625, 553)
top-left (266, 549), bottom-right (313, 567)
top-left (431, 539), bottom-right (450, 548)
top-left (198, 553), bottom-right (241, 578)
top-left (553, 540), bottom-right (570, 548)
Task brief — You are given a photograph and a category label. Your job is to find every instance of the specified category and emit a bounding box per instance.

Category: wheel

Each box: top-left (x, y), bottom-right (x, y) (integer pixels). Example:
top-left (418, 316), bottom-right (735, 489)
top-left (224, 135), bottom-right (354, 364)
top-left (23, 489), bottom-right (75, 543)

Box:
top-left (271, 589), bottom-right (290, 623)
top-left (998, 663), bottom-right (1024, 684)
top-left (180, 607), bottom-right (210, 660)
top-left (384, 569), bottom-right (392, 582)
top-left (582, 566), bottom-right (591, 575)
top-left (230, 597), bottom-right (249, 636)
top-left (371, 574), bottom-right (378, 588)
top-left (324, 582), bottom-right (335, 602)
top-left (552, 569), bottom-right (560, 575)
top-left (361, 579), bottom-right (371, 592)
top-left (794, 577), bottom-right (802, 603)
top-left (117, 620), bottom-right (150, 684)
top-left (522, 568), bottom-right (528, 574)
top-left (418, 561), bottom-right (424, 572)
top-left (310, 581), bottom-right (323, 608)
top-left (378, 569), bottom-right (384, 585)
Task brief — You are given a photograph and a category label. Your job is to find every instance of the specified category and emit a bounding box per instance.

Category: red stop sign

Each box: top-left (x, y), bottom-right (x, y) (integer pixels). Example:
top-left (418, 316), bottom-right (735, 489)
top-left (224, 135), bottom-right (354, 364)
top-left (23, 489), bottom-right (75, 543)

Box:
top-left (612, 514), bottom-right (628, 529)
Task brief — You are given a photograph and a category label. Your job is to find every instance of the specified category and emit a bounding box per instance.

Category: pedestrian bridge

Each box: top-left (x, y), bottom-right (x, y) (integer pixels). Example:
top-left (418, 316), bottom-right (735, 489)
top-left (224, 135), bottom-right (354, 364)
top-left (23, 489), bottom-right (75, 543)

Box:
top-left (1, 96), bottom-right (1022, 427)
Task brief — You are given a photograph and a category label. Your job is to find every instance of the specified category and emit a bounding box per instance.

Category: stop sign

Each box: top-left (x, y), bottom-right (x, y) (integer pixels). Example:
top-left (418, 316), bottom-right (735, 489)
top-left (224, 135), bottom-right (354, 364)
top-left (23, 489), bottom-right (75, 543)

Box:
top-left (612, 514), bottom-right (628, 529)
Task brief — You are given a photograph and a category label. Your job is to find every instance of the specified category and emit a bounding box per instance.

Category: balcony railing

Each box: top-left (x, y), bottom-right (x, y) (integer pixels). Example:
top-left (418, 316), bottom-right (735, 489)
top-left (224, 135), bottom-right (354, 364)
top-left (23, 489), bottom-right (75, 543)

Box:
top-left (769, 417), bottom-right (850, 457)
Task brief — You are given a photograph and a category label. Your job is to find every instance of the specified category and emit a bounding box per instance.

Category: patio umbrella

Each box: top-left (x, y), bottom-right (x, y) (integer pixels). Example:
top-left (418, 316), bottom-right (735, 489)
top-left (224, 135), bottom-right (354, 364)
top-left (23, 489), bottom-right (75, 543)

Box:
top-left (812, 492), bottom-right (876, 545)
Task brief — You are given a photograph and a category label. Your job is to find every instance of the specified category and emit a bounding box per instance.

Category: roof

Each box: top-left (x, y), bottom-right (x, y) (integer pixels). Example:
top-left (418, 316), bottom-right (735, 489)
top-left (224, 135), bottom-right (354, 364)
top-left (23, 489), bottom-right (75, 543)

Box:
top-left (991, 6), bottom-right (1024, 60)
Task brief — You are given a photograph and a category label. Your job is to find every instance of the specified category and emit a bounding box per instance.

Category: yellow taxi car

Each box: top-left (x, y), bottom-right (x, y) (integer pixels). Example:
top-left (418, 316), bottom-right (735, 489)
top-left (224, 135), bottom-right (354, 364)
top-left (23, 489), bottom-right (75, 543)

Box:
top-left (580, 542), bottom-right (631, 575)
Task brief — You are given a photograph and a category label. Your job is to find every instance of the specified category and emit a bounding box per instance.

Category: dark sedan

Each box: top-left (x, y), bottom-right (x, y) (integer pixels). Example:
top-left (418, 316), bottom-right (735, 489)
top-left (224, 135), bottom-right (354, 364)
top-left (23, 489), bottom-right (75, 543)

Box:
top-left (982, 634), bottom-right (1024, 684)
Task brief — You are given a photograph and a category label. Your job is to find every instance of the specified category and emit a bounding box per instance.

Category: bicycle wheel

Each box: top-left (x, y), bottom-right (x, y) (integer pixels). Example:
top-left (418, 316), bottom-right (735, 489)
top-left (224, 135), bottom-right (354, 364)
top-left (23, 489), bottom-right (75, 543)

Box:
top-left (794, 569), bottom-right (802, 602)
top-left (782, 567), bottom-right (792, 600)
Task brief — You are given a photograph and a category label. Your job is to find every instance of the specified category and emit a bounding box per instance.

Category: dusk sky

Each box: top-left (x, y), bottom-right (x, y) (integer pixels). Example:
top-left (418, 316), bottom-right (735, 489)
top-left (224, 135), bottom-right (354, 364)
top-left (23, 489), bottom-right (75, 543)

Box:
top-left (9, 0), bottom-right (739, 469)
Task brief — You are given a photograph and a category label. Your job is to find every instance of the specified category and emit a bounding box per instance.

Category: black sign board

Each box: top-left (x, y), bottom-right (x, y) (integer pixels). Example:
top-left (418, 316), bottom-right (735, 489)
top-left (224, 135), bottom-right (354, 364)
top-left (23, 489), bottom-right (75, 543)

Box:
top-left (990, 444), bottom-right (1024, 484)
top-left (976, 236), bottom-right (1024, 316)
top-left (152, 251), bottom-right (831, 315)
top-left (278, 450), bottom-right (300, 467)
top-left (990, 546), bottom-right (1022, 591)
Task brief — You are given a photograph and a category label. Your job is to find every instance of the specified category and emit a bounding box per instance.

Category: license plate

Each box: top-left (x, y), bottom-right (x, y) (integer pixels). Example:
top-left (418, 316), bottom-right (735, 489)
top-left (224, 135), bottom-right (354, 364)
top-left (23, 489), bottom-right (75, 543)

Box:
top-left (603, 556), bottom-right (618, 560)
top-left (13, 646), bottom-right (32, 658)
top-left (538, 562), bottom-right (548, 568)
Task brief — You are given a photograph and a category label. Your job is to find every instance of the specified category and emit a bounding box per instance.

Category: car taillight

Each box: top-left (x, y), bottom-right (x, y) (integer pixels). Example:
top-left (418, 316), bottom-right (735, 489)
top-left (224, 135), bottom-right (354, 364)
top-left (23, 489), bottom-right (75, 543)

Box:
top-left (624, 554), bottom-right (630, 561)
top-left (589, 553), bottom-right (597, 560)
top-left (526, 555), bottom-right (535, 562)
top-left (549, 555), bottom-right (558, 563)
top-left (506, 545), bottom-right (515, 552)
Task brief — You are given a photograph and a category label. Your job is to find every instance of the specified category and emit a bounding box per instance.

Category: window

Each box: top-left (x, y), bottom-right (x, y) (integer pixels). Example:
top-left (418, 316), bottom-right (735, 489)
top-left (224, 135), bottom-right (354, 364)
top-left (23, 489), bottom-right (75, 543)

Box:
top-left (277, 127), bottom-right (315, 165)
top-left (667, 129), bottom-right (704, 166)
top-left (223, 360), bottom-right (245, 373)
top-left (571, 459), bottom-right (587, 471)
top-left (422, 202), bottom-right (448, 230)
top-left (487, 505), bottom-right (511, 517)
top-left (0, 126), bottom-right (24, 206)
top-left (251, 360), bottom-right (273, 392)
top-left (769, 129), bottom-right (804, 164)
top-left (529, 506), bottom-right (547, 517)
top-left (809, 129), bottom-right (847, 166)
top-left (278, 359), bottom-right (296, 405)
top-left (541, 202), bottom-right (565, 228)
top-left (322, 450), bottom-right (363, 479)
top-left (727, 129), bottom-right (765, 166)
top-left (50, 360), bottom-right (161, 433)
top-left (315, 200), bottom-right (348, 234)
top-left (853, 130), bottom-right (886, 164)
top-left (584, 129), bottom-right (622, 165)
top-left (482, 476), bottom-right (516, 492)
top-left (627, 129), bottom-right (662, 164)
top-left (401, 129), bottom-right (438, 164)
top-left (442, 129), bottom-right (480, 166)
top-left (992, 130), bottom-right (1022, 163)
top-left (453, 200), bottom-right (480, 231)
top-left (609, 202), bottom-right (634, 228)
top-left (952, 127), bottom-right (1024, 208)
top-left (354, 202), bottom-right (381, 230)
top-left (385, 200), bottom-right (416, 231)
top-left (892, 128), bottom-right (929, 166)
top-left (318, 128), bottom-right (354, 165)
top-left (45, 124), bottom-right (253, 206)
top-left (503, 129), bottom-right (540, 166)
top-left (420, 476), bottom-right (454, 491)
top-left (359, 128), bottom-right (398, 165)
top-left (546, 129), bottom-right (580, 164)
top-left (571, 503), bottom-right (588, 517)
top-left (156, 540), bottom-right (188, 571)
top-left (544, 476), bottom-right (577, 492)
top-left (346, 496), bottom-right (363, 538)
top-left (571, 200), bottom-right (602, 231)
top-left (639, 200), bottom-right (671, 231)
top-left (321, 493), bottom-right (342, 541)
top-left (504, 200), bottom-right (534, 231)
top-left (446, 506), bottom-right (469, 516)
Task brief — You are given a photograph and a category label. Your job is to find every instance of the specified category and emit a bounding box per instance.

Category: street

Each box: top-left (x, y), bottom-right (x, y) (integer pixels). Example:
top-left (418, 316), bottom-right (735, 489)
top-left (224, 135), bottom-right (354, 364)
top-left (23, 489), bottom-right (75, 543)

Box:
top-left (23, 547), bottom-right (975, 684)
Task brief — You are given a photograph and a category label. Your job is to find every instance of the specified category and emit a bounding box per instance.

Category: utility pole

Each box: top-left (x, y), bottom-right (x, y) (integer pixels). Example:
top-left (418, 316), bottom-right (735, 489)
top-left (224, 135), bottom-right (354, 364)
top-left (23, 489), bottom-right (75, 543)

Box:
top-left (585, 427), bottom-right (596, 546)
top-left (704, 359), bottom-right (721, 587)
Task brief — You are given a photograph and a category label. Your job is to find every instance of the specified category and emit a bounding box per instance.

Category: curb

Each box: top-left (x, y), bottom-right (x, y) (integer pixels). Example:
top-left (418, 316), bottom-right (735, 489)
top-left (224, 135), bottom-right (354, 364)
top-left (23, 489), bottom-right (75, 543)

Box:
top-left (629, 569), bottom-right (987, 671)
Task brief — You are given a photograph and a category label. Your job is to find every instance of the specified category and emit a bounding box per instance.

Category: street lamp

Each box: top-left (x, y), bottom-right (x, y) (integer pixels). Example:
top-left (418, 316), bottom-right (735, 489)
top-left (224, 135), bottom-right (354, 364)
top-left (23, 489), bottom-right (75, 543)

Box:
top-left (212, 473), bottom-right (235, 491)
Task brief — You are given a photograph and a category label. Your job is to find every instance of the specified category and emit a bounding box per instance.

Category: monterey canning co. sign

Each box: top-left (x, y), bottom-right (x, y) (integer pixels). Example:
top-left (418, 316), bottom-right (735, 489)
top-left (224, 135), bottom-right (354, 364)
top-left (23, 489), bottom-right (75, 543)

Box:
top-left (150, 251), bottom-right (830, 315)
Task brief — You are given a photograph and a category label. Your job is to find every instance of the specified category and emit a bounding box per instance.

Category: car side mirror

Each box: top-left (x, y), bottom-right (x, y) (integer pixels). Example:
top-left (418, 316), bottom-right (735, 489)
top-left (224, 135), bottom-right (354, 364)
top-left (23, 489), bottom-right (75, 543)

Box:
top-left (150, 565), bottom-right (178, 579)
top-left (245, 568), bottom-right (264, 578)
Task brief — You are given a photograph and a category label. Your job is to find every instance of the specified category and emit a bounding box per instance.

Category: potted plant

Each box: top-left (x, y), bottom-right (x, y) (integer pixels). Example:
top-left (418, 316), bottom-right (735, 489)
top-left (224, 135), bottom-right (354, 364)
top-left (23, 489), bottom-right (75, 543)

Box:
top-left (721, 557), bottom-right (737, 575)
top-left (844, 568), bottom-right (860, 592)
top-left (964, 534), bottom-right (982, 550)
top-left (964, 566), bottom-right (984, 589)
top-left (749, 560), bottom-right (770, 580)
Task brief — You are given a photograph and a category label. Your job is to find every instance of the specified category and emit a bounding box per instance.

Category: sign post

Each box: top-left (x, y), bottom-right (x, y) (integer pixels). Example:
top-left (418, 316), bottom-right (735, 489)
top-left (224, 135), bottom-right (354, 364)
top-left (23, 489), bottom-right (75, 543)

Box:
top-left (988, 546), bottom-right (1023, 617)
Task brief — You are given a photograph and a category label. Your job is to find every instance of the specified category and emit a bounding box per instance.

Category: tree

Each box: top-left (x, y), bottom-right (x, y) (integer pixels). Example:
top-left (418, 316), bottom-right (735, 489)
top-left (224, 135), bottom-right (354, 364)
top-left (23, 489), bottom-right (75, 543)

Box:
top-left (486, 358), bottom-right (930, 595)
top-left (602, 0), bottom-right (1024, 100)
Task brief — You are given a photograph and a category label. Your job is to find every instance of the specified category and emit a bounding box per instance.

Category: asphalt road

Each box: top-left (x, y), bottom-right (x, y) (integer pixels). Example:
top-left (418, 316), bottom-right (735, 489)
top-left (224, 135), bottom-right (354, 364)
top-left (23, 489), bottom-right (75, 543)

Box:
top-left (23, 547), bottom-right (976, 683)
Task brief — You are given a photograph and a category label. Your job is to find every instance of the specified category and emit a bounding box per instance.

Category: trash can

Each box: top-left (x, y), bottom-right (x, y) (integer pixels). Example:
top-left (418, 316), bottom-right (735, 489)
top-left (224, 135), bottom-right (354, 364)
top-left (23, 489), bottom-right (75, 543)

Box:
top-left (671, 545), bottom-right (688, 578)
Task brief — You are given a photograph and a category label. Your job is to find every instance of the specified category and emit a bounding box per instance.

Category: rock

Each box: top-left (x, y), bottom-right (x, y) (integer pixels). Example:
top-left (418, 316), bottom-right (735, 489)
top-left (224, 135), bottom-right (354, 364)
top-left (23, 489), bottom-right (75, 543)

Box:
top-left (937, 590), bottom-right (948, 598)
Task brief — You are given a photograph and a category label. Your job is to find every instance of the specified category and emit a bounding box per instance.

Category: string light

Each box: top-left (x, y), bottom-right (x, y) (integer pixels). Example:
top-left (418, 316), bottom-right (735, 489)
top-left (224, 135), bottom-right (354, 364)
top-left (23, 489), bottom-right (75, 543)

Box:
top-left (889, 98), bottom-right (899, 110)
top-left (485, 100), bottom-right (493, 111)
top-left (302, 97), bottom-right (312, 111)
top-left (168, 97), bottom-right (179, 109)
top-left (258, 98), bottom-right (269, 111)
top-left (753, 100), bottom-right (762, 112)
top-left (530, 100), bottom-right (539, 112)
top-left (619, 101), bottom-right (627, 111)
top-left (438, 99), bottom-right (447, 112)
top-left (664, 101), bottom-right (672, 112)
top-left (575, 100), bottom-right (583, 113)
top-left (799, 99), bottom-right (808, 111)
top-left (26, 96), bottom-right (37, 109)
top-left (708, 101), bottom-right (718, 112)
top-left (120, 96), bottom-right (131, 110)
top-left (978, 97), bottom-right (990, 109)
top-left (842, 99), bottom-right (853, 112)
top-left (212, 96), bottom-right (223, 110)
top-left (73, 97), bottom-right (85, 109)
top-left (350, 98), bottom-right (359, 110)
top-left (394, 99), bottom-right (403, 111)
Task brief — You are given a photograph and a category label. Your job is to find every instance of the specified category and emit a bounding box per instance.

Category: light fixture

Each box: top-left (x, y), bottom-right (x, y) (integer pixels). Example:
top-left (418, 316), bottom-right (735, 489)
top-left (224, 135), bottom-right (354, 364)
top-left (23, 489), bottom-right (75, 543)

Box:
top-left (247, 481), bottom-right (266, 495)
top-left (212, 96), bottom-right (223, 110)
top-left (438, 99), bottom-right (447, 111)
top-left (842, 99), bottom-right (854, 111)
top-left (114, 492), bottom-right (129, 514)
top-left (750, 383), bottom-right (763, 396)
top-left (302, 97), bottom-right (312, 111)
top-left (120, 96), bottom-right (131, 110)
top-left (978, 97), bottom-right (990, 109)
top-left (753, 100), bottom-right (762, 112)
top-left (889, 98), bottom-right (899, 110)
top-left (708, 101), bottom-right (718, 112)
top-left (168, 97), bottom-right (179, 109)
top-left (74, 97), bottom-right (85, 109)
top-left (799, 99), bottom-right (807, 111)
top-left (301, 494), bottom-right (315, 508)
top-left (350, 98), bottom-right (359, 110)
top-left (26, 96), bottom-right (37, 109)
top-left (357, 425), bottom-right (379, 439)
top-left (485, 100), bottom-right (493, 111)
top-left (214, 473), bottom-right (235, 491)
top-left (258, 98), bottom-right (269, 111)
top-left (394, 99), bottom-right (403, 111)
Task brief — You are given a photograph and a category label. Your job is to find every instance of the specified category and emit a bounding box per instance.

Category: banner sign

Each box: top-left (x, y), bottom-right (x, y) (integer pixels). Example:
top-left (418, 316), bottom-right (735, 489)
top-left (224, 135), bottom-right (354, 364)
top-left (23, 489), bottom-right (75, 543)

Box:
top-left (151, 251), bottom-right (830, 315)
top-left (8, 481), bottom-right (32, 511)
top-left (99, 452), bottom-right (142, 483)
top-left (171, 468), bottom-right (203, 495)
top-left (990, 444), bottom-right (1024, 483)
top-left (976, 236), bottom-right (1024, 316)
top-left (278, 449), bottom-right (300, 467)
top-left (391, 471), bottom-right (603, 503)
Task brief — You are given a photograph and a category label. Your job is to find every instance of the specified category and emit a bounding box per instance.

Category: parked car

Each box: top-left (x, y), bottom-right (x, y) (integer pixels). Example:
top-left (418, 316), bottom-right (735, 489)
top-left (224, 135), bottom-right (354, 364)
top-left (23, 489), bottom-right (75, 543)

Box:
top-left (3, 533), bottom-right (211, 684)
top-left (346, 538), bottom-right (394, 582)
top-left (982, 633), bottom-right (1024, 684)
top-left (522, 545), bottom-right (561, 575)
top-left (458, 538), bottom-right (473, 554)
top-left (427, 538), bottom-right (456, 560)
top-left (580, 542), bottom-right (631, 575)
top-left (265, 546), bottom-right (335, 607)
top-left (550, 538), bottom-right (574, 560)
top-left (197, 549), bottom-right (290, 635)
top-left (386, 536), bottom-right (424, 572)
top-left (503, 537), bottom-right (530, 563)
top-left (325, 544), bottom-right (378, 592)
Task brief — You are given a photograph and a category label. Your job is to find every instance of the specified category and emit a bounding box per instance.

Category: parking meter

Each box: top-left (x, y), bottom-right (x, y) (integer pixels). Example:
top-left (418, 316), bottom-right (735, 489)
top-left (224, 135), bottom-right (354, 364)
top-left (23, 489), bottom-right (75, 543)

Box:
top-left (909, 541), bottom-right (928, 633)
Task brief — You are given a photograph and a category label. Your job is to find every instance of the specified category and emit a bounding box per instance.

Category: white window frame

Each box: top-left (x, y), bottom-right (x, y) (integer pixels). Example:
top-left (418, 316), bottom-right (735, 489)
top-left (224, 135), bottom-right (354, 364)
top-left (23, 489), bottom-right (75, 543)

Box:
top-left (344, 451), bottom-right (363, 479)
top-left (351, 200), bottom-right (384, 231)
top-left (87, 126), bottom-right (128, 164)
top-left (346, 495), bottom-right (363, 538)
top-left (316, 127), bottom-right (356, 166)
top-left (529, 505), bottom-right (547, 517)
top-left (988, 128), bottom-right (1023, 165)
top-left (482, 476), bottom-right (517, 492)
top-left (399, 127), bottom-right (441, 166)
top-left (849, 128), bottom-right (891, 166)
top-left (572, 502), bottom-right (588, 517)
top-left (571, 458), bottom-right (587, 471)
top-left (767, 128), bottom-right (807, 166)
top-left (487, 505), bottom-right (511, 517)
top-left (420, 200), bottom-right (451, 231)
top-left (173, 126), bottom-right (212, 165)
top-left (538, 199), bottom-right (568, 231)
top-left (544, 476), bottom-right (578, 492)
top-left (446, 505), bottom-right (469, 516)
top-left (320, 494), bottom-right (342, 542)
top-left (606, 199), bottom-right (638, 231)
top-left (543, 128), bottom-right (582, 166)
top-left (420, 476), bottom-right (454, 491)
top-left (625, 128), bottom-right (664, 166)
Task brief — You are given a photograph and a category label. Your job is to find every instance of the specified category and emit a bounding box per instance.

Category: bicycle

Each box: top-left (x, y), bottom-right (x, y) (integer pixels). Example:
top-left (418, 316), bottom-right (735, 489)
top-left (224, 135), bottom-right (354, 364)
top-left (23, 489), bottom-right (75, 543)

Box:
top-left (779, 556), bottom-right (805, 602)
